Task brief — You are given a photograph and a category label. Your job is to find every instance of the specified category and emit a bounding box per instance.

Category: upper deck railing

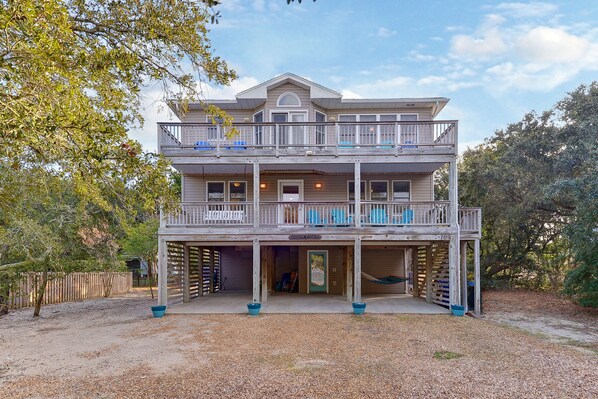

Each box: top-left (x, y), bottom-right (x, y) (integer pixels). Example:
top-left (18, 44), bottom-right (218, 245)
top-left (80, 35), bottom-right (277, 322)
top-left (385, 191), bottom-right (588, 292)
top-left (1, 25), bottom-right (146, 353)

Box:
top-left (158, 120), bottom-right (457, 157)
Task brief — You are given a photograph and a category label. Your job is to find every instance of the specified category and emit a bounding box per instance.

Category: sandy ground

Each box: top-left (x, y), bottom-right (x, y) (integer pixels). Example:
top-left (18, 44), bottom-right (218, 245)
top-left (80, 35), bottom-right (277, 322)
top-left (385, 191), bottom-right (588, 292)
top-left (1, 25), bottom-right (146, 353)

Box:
top-left (0, 289), bottom-right (596, 398)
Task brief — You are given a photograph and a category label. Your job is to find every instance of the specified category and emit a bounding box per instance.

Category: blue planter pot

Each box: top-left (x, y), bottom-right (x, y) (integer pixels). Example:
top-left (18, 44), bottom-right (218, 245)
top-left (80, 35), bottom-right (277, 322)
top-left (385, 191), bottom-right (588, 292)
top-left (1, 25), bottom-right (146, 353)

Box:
top-left (151, 305), bottom-right (167, 318)
top-left (247, 303), bottom-right (261, 316)
top-left (352, 302), bottom-right (366, 315)
top-left (451, 304), bottom-right (465, 317)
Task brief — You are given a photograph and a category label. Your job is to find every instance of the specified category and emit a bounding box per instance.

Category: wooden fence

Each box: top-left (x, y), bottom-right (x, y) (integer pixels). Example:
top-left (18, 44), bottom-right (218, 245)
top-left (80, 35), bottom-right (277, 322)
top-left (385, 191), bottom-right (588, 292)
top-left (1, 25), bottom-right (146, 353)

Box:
top-left (6, 272), bottom-right (132, 309)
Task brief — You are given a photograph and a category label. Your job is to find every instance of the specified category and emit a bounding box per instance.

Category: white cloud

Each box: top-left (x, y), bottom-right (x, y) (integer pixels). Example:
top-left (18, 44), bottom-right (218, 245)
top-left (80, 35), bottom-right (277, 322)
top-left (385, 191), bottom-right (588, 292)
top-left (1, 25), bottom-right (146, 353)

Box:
top-left (341, 90), bottom-right (362, 99)
top-left (417, 76), bottom-right (447, 86)
top-left (199, 76), bottom-right (260, 99)
top-left (515, 27), bottom-right (590, 63)
top-left (493, 2), bottom-right (558, 18)
top-left (450, 15), bottom-right (508, 58)
top-left (375, 27), bottom-right (397, 38)
top-left (408, 51), bottom-right (436, 62)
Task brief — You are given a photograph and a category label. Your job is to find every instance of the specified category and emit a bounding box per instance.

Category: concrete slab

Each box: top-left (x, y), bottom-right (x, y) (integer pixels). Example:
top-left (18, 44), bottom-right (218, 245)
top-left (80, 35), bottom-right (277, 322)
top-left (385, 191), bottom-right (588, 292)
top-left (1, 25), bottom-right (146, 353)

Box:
top-left (168, 291), bottom-right (450, 315)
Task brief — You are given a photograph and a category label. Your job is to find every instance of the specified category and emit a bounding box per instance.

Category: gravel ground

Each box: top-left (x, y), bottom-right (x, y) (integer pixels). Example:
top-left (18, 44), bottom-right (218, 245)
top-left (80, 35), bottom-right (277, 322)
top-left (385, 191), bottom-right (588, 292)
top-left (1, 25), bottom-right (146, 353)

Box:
top-left (0, 290), bottom-right (596, 399)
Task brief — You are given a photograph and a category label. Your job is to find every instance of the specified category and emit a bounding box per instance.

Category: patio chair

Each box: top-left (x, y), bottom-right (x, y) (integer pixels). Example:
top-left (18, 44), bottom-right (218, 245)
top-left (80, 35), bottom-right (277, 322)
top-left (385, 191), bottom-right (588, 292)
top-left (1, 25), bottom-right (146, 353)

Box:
top-left (194, 141), bottom-right (211, 150)
top-left (369, 208), bottom-right (388, 225)
top-left (330, 208), bottom-right (352, 226)
top-left (226, 140), bottom-right (247, 150)
top-left (400, 209), bottom-right (414, 224)
top-left (401, 140), bottom-right (417, 149)
top-left (307, 209), bottom-right (326, 227)
top-left (338, 141), bottom-right (353, 149)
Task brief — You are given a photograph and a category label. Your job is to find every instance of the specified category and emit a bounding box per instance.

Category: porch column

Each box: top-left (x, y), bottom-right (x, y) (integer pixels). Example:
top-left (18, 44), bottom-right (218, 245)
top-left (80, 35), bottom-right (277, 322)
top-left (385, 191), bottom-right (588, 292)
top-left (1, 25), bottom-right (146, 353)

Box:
top-left (353, 238), bottom-right (362, 303)
top-left (354, 161), bottom-right (361, 227)
top-left (346, 245), bottom-right (353, 302)
top-left (183, 245), bottom-right (190, 303)
top-left (425, 245), bottom-right (433, 303)
top-left (449, 234), bottom-right (460, 306)
top-left (252, 239), bottom-right (260, 303)
top-left (474, 239), bottom-right (481, 316)
top-left (461, 241), bottom-right (468, 311)
top-left (209, 247), bottom-right (214, 294)
top-left (411, 247), bottom-right (420, 297)
top-left (448, 160), bottom-right (458, 226)
top-left (253, 162), bottom-right (260, 228)
top-left (158, 238), bottom-right (168, 306)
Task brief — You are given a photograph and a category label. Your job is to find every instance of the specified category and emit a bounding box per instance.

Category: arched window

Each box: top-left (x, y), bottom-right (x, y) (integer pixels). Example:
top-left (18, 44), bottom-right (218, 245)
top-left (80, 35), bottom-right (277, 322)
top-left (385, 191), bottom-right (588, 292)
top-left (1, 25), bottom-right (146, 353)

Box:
top-left (277, 92), bottom-right (301, 107)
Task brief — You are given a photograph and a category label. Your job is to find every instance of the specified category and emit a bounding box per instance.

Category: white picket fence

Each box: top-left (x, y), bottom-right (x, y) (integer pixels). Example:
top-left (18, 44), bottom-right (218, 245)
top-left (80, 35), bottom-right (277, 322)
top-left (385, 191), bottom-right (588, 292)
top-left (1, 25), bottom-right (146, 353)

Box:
top-left (5, 272), bottom-right (132, 309)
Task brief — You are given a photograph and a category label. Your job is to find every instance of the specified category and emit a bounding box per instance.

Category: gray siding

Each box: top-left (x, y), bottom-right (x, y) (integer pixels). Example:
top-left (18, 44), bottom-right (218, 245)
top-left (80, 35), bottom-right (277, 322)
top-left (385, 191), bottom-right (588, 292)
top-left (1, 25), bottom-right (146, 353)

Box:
top-left (182, 173), bottom-right (433, 202)
top-left (266, 83), bottom-right (312, 120)
top-left (362, 248), bottom-right (406, 294)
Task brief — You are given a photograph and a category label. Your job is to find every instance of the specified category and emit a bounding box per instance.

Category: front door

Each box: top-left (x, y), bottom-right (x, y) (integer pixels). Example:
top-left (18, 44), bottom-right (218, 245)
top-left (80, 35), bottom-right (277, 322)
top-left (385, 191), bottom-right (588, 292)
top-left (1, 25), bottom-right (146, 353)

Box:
top-left (278, 180), bottom-right (304, 225)
top-left (308, 250), bottom-right (328, 293)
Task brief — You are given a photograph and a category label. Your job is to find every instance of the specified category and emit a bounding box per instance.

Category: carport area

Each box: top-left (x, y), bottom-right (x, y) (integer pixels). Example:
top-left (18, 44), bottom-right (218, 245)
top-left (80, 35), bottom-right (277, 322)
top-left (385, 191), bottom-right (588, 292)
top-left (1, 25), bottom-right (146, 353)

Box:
top-left (167, 291), bottom-right (450, 314)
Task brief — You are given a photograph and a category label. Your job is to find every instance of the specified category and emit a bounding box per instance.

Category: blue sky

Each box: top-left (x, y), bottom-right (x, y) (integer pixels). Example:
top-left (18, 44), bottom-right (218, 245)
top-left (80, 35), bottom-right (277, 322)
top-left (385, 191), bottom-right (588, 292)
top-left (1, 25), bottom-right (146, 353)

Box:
top-left (135, 0), bottom-right (598, 152)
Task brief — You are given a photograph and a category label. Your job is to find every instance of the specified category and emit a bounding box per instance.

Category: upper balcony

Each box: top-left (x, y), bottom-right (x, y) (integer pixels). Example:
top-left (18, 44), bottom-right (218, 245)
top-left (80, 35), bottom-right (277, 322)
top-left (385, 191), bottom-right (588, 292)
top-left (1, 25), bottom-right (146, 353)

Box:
top-left (158, 120), bottom-right (458, 160)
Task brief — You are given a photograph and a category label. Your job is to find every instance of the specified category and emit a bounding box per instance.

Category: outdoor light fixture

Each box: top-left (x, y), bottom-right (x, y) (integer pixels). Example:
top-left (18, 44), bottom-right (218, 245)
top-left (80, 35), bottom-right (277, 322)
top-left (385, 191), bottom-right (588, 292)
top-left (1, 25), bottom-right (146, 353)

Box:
top-left (233, 182), bottom-right (241, 187)
top-left (259, 183), bottom-right (267, 189)
top-left (314, 183), bottom-right (323, 189)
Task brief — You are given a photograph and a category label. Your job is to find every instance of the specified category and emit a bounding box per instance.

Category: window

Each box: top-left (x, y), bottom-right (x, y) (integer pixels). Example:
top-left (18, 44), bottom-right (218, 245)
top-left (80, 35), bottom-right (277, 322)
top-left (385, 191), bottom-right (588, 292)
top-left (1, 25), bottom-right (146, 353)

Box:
top-left (277, 92), bottom-right (301, 107)
top-left (392, 181), bottom-right (410, 202)
top-left (348, 181), bottom-right (366, 201)
top-left (253, 110), bottom-right (264, 145)
top-left (206, 182), bottom-right (225, 202)
top-left (369, 181), bottom-right (388, 201)
top-left (315, 111), bottom-right (326, 145)
top-left (229, 181), bottom-right (247, 202)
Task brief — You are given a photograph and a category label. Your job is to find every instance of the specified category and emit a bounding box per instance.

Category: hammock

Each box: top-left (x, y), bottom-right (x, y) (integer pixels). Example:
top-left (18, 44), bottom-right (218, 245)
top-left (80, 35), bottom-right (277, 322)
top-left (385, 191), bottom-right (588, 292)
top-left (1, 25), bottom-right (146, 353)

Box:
top-left (361, 271), bottom-right (410, 285)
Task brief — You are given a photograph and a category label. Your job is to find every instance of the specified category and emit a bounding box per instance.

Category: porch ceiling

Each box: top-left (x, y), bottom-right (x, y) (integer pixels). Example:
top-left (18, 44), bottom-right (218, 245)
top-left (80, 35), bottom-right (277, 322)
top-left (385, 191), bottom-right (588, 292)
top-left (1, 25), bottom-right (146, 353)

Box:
top-left (173, 162), bottom-right (445, 175)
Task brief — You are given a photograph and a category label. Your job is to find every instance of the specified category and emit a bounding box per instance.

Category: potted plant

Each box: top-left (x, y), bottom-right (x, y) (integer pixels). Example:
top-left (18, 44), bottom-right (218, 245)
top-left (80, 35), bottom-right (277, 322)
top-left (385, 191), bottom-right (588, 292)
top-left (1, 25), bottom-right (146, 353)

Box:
top-left (151, 305), bottom-right (167, 318)
top-left (352, 302), bottom-right (366, 315)
top-left (247, 302), bottom-right (261, 316)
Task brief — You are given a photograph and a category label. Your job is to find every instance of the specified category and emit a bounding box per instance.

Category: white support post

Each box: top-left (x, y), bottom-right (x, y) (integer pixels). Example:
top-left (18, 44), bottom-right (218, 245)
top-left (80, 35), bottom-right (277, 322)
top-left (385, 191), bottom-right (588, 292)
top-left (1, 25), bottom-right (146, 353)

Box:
top-left (346, 246), bottom-right (353, 302)
top-left (253, 162), bottom-right (260, 228)
top-left (354, 161), bottom-right (361, 227)
top-left (252, 239), bottom-right (260, 303)
top-left (209, 247), bottom-right (214, 294)
top-left (183, 245), bottom-right (190, 303)
top-left (474, 239), bottom-right (481, 316)
top-left (412, 248), bottom-right (420, 297)
top-left (353, 238), bottom-right (362, 303)
top-left (449, 234), bottom-right (460, 306)
top-left (158, 238), bottom-right (168, 306)
top-left (461, 241), bottom-right (468, 312)
top-left (448, 160), bottom-right (458, 227)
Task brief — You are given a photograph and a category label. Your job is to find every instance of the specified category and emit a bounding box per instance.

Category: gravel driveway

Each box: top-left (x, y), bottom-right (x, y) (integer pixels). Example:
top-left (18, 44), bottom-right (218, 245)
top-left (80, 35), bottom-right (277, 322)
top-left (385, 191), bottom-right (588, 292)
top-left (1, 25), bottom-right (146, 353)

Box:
top-left (0, 290), bottom-right (596, 398)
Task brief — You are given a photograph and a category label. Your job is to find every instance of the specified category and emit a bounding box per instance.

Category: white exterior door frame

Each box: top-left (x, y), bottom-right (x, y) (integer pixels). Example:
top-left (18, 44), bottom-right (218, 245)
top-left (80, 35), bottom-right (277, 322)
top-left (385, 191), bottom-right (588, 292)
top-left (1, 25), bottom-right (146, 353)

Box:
top-left (277, 179), bottom-right (304, 225)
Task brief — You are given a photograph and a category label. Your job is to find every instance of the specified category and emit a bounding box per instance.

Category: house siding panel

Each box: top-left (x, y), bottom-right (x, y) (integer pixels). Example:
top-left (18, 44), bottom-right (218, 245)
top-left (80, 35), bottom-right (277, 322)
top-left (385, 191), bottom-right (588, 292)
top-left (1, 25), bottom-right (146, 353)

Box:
top-left (220, 247), bottom-right (252, 291)
top-left (266, 83), bottom-right (312, 120)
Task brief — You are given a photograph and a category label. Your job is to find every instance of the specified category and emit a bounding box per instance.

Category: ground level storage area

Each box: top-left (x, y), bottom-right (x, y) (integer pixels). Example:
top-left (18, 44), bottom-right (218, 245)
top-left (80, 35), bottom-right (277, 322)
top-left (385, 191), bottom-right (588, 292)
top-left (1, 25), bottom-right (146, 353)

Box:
top-left (157, 236), bottom-right (481, 314)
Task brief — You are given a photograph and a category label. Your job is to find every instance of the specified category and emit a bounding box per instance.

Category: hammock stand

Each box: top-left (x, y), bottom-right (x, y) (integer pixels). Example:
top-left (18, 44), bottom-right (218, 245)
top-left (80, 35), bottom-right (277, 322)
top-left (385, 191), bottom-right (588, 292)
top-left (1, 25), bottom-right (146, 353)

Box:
top-left (361, 271), bottom-right (410, 285)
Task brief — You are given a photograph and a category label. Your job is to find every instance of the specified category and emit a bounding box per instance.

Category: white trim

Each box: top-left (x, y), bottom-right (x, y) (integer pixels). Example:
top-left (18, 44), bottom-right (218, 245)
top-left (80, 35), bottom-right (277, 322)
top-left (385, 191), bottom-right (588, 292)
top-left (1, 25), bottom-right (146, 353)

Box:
top-left (276, 92), bottom-right (301, 107)
top-left (391, 180), bottom-right (411, 202)
top-left (206, 181), bottom-right (225, 202)
top-left (347, 180), bottom-right (366, 201)
top-left (277, 180), bottom-right (304, 225)
top-left (369, 180), bottom-right (389, 202)
top-left (228, 181), bottom-right (247, 202)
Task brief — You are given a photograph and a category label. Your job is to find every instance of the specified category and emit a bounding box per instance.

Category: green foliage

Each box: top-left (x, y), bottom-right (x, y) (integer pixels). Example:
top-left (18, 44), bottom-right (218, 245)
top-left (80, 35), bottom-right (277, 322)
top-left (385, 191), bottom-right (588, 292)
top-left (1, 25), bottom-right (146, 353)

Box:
top-left (433, 351), bottom-right (463, 360)
top-left (459, 83), bottom-right (597, 305)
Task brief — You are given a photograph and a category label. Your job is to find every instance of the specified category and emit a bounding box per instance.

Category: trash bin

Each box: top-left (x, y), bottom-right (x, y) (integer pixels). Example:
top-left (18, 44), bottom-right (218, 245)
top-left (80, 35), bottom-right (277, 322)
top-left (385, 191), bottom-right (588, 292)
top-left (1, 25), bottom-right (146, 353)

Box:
top-left (467, 281), bottom-right (480, 311)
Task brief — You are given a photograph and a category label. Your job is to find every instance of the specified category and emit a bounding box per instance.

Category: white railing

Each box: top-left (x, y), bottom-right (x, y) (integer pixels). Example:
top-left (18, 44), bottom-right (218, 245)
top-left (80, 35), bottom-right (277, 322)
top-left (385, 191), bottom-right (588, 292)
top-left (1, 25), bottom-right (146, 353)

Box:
top-left (361, 202), bottom-right (449, 226)
top-left (158, 120), bottom-right (457, 154)
top-left (164, 201), bottom-right (452, 228)
top-left (165, 202), bottom-right (253, 226)
top-left (459, 208), bottom-right (482, 236)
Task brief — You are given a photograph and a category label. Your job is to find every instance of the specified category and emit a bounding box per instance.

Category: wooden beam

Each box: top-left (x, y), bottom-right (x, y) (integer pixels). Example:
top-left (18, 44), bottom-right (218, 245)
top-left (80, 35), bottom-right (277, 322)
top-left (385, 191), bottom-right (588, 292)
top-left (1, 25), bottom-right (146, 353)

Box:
top-left (474, 239), bottom-right (481, 316)
top-left (158, 238), bottom-right (168, 306)
top-left (183, 245), bottom-right (190, 303)
top-left (412, 247), bottom-right (419, 297)
top-left (253, 162), bottom-right (260, 228)
top-left (353, 238), bottom-right (362, 303)
top-left (209, 247), bottom-right (214, 294)
top-left (425, 245), bottom-right (433, 303)
top-left (461, 241), bottom-right (468, 312)
top-left (448, 160), bottom-right (458, 226)
top-left (449, 234), bottom-right (460, 306)
top-left (252, 239), bottom-right (260, 303)
top-left (354, 161), bottom-right (361, 228)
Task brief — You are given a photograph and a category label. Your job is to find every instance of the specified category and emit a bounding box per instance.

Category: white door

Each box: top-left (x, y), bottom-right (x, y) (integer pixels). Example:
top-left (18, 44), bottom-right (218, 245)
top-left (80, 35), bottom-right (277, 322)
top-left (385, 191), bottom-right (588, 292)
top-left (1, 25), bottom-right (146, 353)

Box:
top-left (278, 180), bottom-right (304, 225)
